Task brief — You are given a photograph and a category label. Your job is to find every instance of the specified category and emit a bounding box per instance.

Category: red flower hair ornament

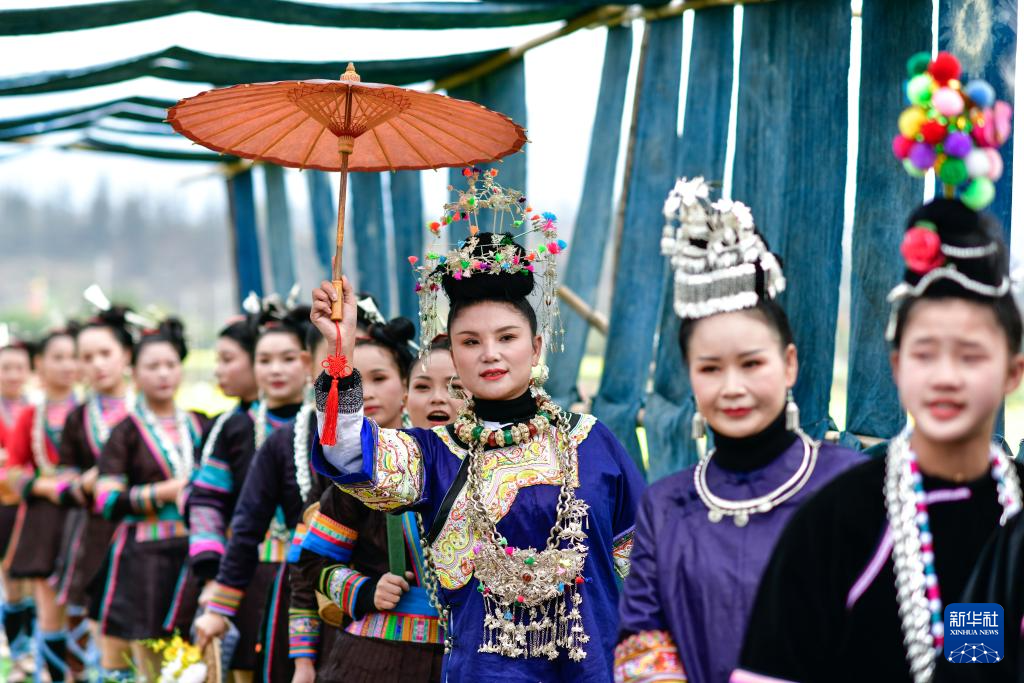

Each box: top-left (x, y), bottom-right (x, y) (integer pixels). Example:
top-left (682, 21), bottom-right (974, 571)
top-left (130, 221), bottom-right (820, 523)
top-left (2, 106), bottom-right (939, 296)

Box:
top-left (900, 220), bottom-right (946, 274)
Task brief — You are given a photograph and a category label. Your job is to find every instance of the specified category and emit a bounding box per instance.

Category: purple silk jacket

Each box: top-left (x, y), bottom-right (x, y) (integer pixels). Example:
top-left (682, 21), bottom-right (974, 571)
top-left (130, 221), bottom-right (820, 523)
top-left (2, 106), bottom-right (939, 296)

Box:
top-left (618, 439), bottom-right (865, 683)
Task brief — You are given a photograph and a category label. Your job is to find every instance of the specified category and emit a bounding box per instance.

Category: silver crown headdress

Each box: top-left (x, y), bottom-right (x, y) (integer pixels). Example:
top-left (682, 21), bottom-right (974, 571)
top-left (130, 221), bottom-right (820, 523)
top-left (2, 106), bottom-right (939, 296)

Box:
top-left (661, 177), bottom-right (785, 320)
top-left (409, 168), bottom-right (566, 355)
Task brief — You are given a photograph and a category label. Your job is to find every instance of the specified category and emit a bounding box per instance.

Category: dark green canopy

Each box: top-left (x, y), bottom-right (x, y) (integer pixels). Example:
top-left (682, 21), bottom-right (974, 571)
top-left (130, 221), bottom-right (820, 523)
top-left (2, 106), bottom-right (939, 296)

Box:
top-left (0, 45), bottom-right (505, 96)
top-left (0, 96), bottom-right (172, 139)
top-left (0, 0), bottom-right (594, 35)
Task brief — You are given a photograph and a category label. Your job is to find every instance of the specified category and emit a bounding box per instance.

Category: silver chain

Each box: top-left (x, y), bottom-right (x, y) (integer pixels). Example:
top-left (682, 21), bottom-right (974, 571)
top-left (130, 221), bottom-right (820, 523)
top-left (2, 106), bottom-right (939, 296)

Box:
top-left (464, 397), bottom-right (581, 553)
top-left (136, 401), bottom-right (195, 480)
top-left (414, 512), bottom-right (451, 649)
top-left (694, 428), bottom-right (819, 526)
top-left (198, 410), bottom-right (232, 471)
top-left (31, 396), bottom-right (56, 476)
top-left (886, 429), bottom-right (1022, 683)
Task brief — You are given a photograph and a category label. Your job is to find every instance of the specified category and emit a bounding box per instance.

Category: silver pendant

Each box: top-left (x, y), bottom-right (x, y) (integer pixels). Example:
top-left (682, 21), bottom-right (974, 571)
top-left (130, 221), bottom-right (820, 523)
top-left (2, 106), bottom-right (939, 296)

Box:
top-left (707, 509), bottom-right (723, 523)
top-left (733, 511), bottom-right (749, 527)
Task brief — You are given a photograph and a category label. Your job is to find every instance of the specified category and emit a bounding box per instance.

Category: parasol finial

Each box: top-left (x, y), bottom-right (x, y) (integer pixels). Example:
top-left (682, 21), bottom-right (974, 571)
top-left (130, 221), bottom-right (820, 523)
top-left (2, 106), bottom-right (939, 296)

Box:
top-left (340, 63), bottom-right (361, 83)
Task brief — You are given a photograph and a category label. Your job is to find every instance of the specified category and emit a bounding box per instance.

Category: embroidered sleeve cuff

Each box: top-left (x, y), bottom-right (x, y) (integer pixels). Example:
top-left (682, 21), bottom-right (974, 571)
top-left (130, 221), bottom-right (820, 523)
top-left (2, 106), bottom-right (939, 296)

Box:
top-left (128, 484), bottom-right (159, 515)
top-left (313, 412), bottom-right (373, 486)
top-left (314, 369), bottom-right (362, 413)
top-left (192, 458), bottom-right (234, 495)
top-left (299, 510), bottom-right (357, 563)
top-left (189, 506), bottom-right (228, 572)
top-left (288, 608), bottom-right (321, 659)
top-left (17, 471), bottom-right (37, 501)
top-left (205, 583), bottom-right (244, 618)
top-left (612, 526), bottom-right (636, 580)
top-left (614, 630), bottom-right (687, 683)
top-left (95, 475), bottom-right (127, 519)
top-left (319, 564), bottom-right (370, 619)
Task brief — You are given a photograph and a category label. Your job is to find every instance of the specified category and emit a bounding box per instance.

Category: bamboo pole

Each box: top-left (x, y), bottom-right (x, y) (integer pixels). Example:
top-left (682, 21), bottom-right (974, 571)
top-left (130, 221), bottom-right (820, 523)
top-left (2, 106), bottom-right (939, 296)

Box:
top-left (557, 285), bottom-right (609, 334)
top-left (433, 0), bottom-right (775, 93)
top-left (434, 5), bottom-right (626, 92)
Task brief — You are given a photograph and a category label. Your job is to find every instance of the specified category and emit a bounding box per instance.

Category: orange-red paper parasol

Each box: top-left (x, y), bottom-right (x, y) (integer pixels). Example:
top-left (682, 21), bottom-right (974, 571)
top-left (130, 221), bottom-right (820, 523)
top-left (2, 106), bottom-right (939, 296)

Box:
top-left (167, 63), bottom-right (526, 318)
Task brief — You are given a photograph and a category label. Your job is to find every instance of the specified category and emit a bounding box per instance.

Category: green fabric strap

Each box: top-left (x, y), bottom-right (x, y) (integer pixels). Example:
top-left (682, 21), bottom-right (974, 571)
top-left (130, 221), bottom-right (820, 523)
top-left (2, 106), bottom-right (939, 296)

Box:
top-left (386, 513), bottom-right (407, 576)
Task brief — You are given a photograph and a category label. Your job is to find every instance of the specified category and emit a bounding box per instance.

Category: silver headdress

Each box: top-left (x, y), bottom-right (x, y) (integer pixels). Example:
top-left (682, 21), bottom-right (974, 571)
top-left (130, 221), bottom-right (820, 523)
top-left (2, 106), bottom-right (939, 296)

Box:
top-left (661, 177), bottom-right (785, 320)
top-left (356, 296), bottom-right (387, 327)
top-left (409, 168), bottom-right (566, 355)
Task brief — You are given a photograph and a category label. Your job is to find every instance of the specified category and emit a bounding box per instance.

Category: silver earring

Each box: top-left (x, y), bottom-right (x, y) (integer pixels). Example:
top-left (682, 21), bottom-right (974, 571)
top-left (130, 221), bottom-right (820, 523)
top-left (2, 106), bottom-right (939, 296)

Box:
top-left (691, 411), bottom-right (706, 440)
top-left (531, 363), bottom-right (550, 388)
top-left (691, 410), bottom-right (707, 460)
top-left (303, 376), bottom-right (314, 405)
top-left (447, 376), bottom-right (467, 401)
top-left (785, 389), bottom-right (800, 431)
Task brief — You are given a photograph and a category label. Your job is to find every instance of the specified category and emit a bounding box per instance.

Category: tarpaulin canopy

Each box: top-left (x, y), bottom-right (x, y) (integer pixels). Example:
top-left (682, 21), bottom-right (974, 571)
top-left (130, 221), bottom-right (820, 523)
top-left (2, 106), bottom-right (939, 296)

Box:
top-left (0, 96), bottom-right (172, 139)
top-left (0, 0), bottom-right (603, 35)
top-left (0, 45), bottom-right (505, 96)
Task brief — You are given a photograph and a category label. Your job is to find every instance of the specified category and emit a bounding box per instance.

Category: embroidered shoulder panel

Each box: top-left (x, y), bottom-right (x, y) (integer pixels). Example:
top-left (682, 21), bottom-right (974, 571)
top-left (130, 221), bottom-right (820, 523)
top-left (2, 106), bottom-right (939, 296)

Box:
top-left (433, 425), bottom-right (468, 460)
top-left (341, 425), bottom-right (423, 511)
top-left (430, 413), bottom-right (596, 589)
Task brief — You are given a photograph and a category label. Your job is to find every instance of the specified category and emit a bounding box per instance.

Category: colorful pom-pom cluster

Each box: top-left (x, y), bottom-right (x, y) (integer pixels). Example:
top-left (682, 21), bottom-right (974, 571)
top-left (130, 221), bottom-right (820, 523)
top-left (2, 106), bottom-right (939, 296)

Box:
top-left (408, 167), bottom-right (568, 356)
top-left (893, 51), bottom-right (1011, 210)
top-left (408, 167), bottom-right (566, 294)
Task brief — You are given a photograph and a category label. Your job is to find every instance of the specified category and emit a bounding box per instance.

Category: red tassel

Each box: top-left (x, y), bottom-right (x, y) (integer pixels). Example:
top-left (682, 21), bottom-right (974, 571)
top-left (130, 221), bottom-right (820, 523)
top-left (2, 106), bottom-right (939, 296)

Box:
top-left (319, 321), bottom-right (350, 447)
top-left (321, 377), bottom-right (340, 446)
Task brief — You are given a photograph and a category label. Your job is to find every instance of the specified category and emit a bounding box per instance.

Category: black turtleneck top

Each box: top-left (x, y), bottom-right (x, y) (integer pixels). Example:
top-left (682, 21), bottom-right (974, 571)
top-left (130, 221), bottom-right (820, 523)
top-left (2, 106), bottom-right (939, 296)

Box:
top-left (710, 409), bottom-right (797, 473)
top-left (267, 402), bottom-right (303, 420)
top-left (473, 389), bottom-right (537, 424)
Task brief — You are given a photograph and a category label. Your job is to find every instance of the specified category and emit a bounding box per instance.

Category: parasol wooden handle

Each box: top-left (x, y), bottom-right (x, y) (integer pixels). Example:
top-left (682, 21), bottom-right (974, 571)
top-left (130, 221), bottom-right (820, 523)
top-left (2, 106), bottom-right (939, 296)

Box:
top-left (331, 134), bottom-right (354, 322)
top-left (331, 280), bottom-right (344, 321)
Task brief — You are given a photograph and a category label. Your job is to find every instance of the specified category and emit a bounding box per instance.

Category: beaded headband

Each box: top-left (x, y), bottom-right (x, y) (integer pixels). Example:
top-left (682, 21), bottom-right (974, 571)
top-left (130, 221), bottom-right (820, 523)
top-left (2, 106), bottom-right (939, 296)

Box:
top-left (661, 176), bottom-right (785, 320)
top-left (408, 167), bottom-right (567, 354)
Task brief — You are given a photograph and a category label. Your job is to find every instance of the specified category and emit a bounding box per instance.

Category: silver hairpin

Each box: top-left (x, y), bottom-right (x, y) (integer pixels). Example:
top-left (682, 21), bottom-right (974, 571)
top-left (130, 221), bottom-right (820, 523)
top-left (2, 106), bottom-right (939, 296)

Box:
top-left (357, 297), bottom-right (387, 326)
top-left (82, 284), bottom-right (111, 312)
top-left (242, 291), bottom-right (262, 316)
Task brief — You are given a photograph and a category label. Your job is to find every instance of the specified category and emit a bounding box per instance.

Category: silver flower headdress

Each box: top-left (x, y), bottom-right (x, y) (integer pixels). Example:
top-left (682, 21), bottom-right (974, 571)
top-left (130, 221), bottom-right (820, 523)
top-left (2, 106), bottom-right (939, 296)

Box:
top-left (661, 177), bottom-right (785, 320)
top-left (409, 168), bottom-right (566, 355)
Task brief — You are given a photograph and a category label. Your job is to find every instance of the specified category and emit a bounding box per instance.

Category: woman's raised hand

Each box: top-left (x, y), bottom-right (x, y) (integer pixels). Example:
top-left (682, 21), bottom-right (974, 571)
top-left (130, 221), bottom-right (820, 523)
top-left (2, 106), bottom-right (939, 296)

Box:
top-left (311, 277), bottom-right (357, 361)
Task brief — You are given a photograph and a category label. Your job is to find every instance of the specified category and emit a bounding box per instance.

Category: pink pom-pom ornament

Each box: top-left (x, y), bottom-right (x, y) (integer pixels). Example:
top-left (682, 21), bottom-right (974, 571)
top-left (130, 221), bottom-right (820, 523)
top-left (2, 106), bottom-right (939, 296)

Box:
top-left (932, 87), bottom-right (964, 117)
top-left (985, 148), bottom-right (1004, 181)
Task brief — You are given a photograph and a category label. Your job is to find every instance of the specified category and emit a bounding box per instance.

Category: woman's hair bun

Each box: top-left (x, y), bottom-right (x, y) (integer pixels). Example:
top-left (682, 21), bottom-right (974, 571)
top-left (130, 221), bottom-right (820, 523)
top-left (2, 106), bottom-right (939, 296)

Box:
top-left (374, 317), bottom-right (415, 346)
top-left (134, 316), bottom-right (188, 363)
top-left (259, 304), bottom-right (314, 350)
top-left (440, 232), bottom-right (534, 304)
top-left (83, 305), bottom-right (134, 349)
top-left (159, 317), bottom-right (188, 359)
top-left (361, 316), bottom-right (416, 379)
